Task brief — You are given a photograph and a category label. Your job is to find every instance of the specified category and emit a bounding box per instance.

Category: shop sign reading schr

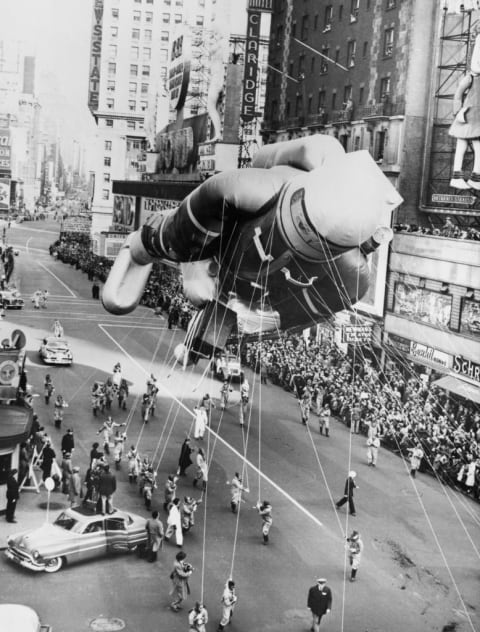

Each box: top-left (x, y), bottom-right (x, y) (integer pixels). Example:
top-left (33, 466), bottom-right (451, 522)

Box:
top-left (453, 355), bottom-right (480, 383)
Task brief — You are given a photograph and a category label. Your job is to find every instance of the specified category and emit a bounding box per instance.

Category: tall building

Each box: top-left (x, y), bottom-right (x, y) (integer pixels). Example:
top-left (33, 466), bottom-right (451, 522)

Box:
top-left (263, 0), bottom-right (480, 404)
top-left (87, 0), bottom-right (211, 233)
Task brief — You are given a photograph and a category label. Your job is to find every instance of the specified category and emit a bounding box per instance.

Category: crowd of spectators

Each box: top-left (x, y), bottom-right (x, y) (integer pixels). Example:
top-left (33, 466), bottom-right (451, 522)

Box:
top-left (50, 233), bottom-right (195, 330)
top-left (394, 218), bottom-right (480, 241)
top-left (242, 335), bottom-right (480, 501)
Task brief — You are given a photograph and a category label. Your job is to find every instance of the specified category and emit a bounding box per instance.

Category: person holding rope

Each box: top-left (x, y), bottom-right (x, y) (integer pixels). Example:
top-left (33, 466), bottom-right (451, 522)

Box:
top-left (188, 601), bottom-right (208, 632)
top-left (193, 405), bottom-right (208, 440)
top-left (346, 529), bottom-right (364, 582)
top-left (181, 496), bottom-right (202, 532)
top-left (193, 447), bottom-right (208, 492)
top-left (239, 374), bottom-right (249, 427)
top-left (163, 473), bottom-right (179, 512)
top-left (217, 579), bottom-right (237, 631)
top-left (220, 379), bottom-right (233, 410)
top-left (226, 472), bottom-right (249, 514)
top-left (177, 437), bottom-right (194, 477)
top-left (256, 500), bottom-right (273, 545)
top-left (169, 550), bottom-right (194, 612)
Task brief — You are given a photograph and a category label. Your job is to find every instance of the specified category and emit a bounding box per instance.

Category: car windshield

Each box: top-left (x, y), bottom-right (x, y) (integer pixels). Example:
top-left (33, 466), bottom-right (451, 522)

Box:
top-left (47, 339), bottom-right (68, 348)
top-left (54, 512), bottom-right (78, 531)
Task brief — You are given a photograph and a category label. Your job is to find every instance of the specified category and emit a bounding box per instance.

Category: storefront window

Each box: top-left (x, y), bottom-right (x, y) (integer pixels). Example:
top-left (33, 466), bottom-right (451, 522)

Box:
top-left (459, 298), bottom-right (480, 337)
top-left (393, 282), bottom-right (452, 328)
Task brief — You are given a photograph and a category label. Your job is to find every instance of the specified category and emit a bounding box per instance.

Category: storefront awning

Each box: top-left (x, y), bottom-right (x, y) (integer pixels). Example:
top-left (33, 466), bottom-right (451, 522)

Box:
top-left (432, 375), bottom-right (480, 404)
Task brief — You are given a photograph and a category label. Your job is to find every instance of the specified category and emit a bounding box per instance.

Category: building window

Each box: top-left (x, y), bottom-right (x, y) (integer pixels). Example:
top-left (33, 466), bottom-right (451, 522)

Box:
top-left (386, 0), bottom-right (396, 8)
top-left (374, 130), bottom-right (386, 162)
top-left (165, 0), bottom-right (171, 4)
top-left (198, 0), bottom-right (205, 6)
top-left (291, 21), bottom-right (296, 38)
top-left (162, 13), bottom-right (170, 23)
top-left (460, 298), bottom-right (480, 337)
top-left (295, 94), bottom-right (302, 116)
top-left (343, 85), bottom-right (352, 104)
top-left (131, 46), bottom-right (139, 59)
top-left (109, 45), bottom-right (117, 59)
top-left (143, 48), bottom-right (152, 61)
top-left (108, 63), bottom-right (116, 75)
top-left (332, 92), bottom-right (337, 109)
top-left (127, 121), bottom-right (136, 129)
top-left (320, 47), bottom-right (329, 74)
top-left (339, 4), bottom-right (343, 20)
top-left (384, 28), bottom-right (394, 57)
top-left (350, 0), bottom-right (359, 21)
top-left (106, 98), bottom-right (114, 109)
top-left (307, 95), bottom-right (313, 114)
top-left (112, 8), bottom-right (119, 18)
top-left (347, 40), bottom-right (356, 67)
top-left (196, 15), bottom-right (204, 26)
top-left (146, 0), bottom-right (153, 3)
top-left (129, 82), bottom-right (137, 94)
top-left (335, 49), bottom-right (340, 63)
top-left (161, 31), bottom-right (169, 43)
top-left (141, 101), bottom-right (148, 111)
top-left (359, 86), bottom-right (364, 104)
top-left (106, 119), bottom-right (113, 127)
top-left (104, 157), bottom-right (111, 167)
top-left (132, 28), bottom-right (140, 40)
top-left (145, 11), bottom-right (153, 22)
top-left (176, 0), bottom-right (183, 5)
top-left (110, 26), bottom-right (118, 38)
top-left (314, 14), bottom-right (319, 30)
top-left (298, 54), bottom-right (305, 77)
top-left (129, 100), bottom-right (136, 111)
top-left (133, 10), bottom-right (141, 21)
top-left (318, 90), bottom-right (326, 109)
top-left (393, 283), bottom-right (452, 328)
top-left (380, 76), bottom-right (391, 100)
top-left (130, 64), bottom-right (138, 76)
top-left (301, 15), bottom-right (309, 40)
top-left (134, 0), bottom-right (140, 3)
top-left (175, 14), bottom-right (182, 23)
top-left (144, 29), bottom-right (152, 41)
top-left (311, 57), bottom-right (315, 72)
top-left (104, 140), bottom-right (112, 151)
top-left (289, 61), bottom-right (294, 77)
top-left (286, 101), bottom-right (290, 117)
top-left (141, 83), bottom-right (149, 94)
top-left (159, 48), bottom-right (168, 62)
top-left (102, 189), bottom-right (110, 200)
top-left (142, 65), bottom-right (150, 76)
top-left (324, 5), bottom-right (333, 31)
top-left (363, 41), bottom-right (368, 57)
top-left (103, 173), bottom-right (111, 183)
top-left (107, 80), bottom-right (115, 92)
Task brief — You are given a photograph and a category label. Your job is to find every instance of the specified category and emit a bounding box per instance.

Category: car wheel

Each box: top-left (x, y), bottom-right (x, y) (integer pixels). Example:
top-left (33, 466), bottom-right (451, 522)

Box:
top-left (44, 556), bottom-right (64, 573)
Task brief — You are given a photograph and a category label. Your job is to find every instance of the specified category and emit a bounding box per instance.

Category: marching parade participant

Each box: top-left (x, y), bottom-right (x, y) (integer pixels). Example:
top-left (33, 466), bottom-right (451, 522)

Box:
top-left (193, 447), bottom-right (208, 492)
top-left (409, 443), bottom-right (424, 478)
top-left (117, 378), bottom-right (129, 410)
top-left (177, 436), bottom-right (194, 477)
top-left (239, 374), bottom-right (250, 427)
top-left (97, 416), bottom-right (125, 455)
top-left (112, 362), bottom-right (122, 391)
top-left (181, 496), bottom-right (202, 532)
top-left (220, 379), bottom-right (233, 410)
top-left (335, 471), bottom-right (358, 516)
top-left (188, 602), bottom-right (208, 632)
top-left (145, 510), bottom-right (164, 563)
top-left (53, 319), bottom-right (64, 337)
top-left (307, 578), bottom-right (332, 632)
top-left (127, 445), bottom-right (140, 483)
top-left (193, 405), bottom-right (208, 440)
top-left (169, 551), bottom-right (194, 612)
top-left (318, 403), bottom-right (331, 437)
top-left (366, 419), bottom-right (382, 467)
top-left (226, 472), bottom-right (249, 514)
top-left (165, 497), bottom-right (183, 546)
top-left (91, 382), bottom-right (104, 417)
top-left (163, 473), bottom-right (179, 512)
top-left (113, 430), bottom-right (127, 470)
top-left (256, 500), bottom-right (273, 545)
top-left (44, 374), bottom-right (55, 405)
top-left (346, 530), bottom-right (364, 582)
top-left (140, 465), bottom-right (157, 511)
top-left (53, 394), bottom-right (68, 429)
top-left (217, 579), bottom-right (237, 631)
top-left (299, 384), bottom-right (313, 425)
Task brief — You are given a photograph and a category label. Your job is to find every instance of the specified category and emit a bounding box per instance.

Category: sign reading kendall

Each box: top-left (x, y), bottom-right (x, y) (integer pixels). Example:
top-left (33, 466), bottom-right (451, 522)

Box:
top-left (88, 0), bottom-right (104, 113)
top-left (453, 355), bottom-right (480, 384)
top-left (241, 11), bottom-right (261, 122)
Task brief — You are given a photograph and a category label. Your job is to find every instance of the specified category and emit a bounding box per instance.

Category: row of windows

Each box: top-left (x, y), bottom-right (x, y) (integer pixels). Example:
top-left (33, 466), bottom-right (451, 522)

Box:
top-left (106, 99), bottom-right (149, 112)
top-left (104, 139), bottom-right (143, 152)
top-left (286, 0), bottom-right (396, 39)
top-left (276, 76), bottom-right (391, 118)
top-left (105, 119), bottom-right (142, 130)
top-left (109, 44), bottom-right (159, 60)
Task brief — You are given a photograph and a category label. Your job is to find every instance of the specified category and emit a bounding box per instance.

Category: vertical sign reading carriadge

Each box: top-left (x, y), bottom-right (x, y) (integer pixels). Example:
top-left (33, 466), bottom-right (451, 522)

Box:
top-left (88, 0), bottom-right (104, 113)
top-left (241, 10), bottom-right (261, 122)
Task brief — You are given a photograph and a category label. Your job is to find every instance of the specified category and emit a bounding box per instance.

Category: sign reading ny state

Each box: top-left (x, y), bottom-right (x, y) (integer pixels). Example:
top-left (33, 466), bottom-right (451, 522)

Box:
top-left (88, 0), bottom-right (104, 112)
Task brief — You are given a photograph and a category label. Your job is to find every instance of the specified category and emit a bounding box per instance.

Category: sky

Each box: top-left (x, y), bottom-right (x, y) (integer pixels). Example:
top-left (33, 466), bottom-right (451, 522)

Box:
top-left (0, 0), bottom-right (97, 166)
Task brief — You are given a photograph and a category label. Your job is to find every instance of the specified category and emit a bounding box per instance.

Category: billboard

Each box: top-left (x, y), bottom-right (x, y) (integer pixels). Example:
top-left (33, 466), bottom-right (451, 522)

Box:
top-left (341, 324), bottom-right (373, 344)
top-left (0, 128), bottom-right (11, 172)
top-left (88, 0), bottom-right (104, 113)
top-left (154, 113), bottom-right (209, 173)
top-left (0, 178), bottom-right (10, 211)
top-left (169, 33), bottom-right (191, 112)
top-left (139, 197), bottom-right (177, 227)
top-left (241, 11), bottom-right (261, 122)
top-left (112, 195), bottom-right (135, 230)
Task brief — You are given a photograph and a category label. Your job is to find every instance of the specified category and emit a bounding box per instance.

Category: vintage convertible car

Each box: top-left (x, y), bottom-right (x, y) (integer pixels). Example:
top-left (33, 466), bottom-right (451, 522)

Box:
top-left (0, 288), bottom-right (24, 309)
top-left (39, 336), bottom-right (73, 365)
top-left (5, 507), bottom-right (147, 573)
top-left (211, 353), bottom-right (242, 381)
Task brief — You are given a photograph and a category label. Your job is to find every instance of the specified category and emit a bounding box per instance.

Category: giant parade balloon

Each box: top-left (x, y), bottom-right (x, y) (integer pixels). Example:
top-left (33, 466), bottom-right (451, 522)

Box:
top-left (102, 135), bottom-right (402, 363)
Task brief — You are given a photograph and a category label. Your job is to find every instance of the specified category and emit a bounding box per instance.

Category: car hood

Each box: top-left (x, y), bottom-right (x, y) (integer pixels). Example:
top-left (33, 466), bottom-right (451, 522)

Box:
top-left (10, 523), bottom-right (75, 550)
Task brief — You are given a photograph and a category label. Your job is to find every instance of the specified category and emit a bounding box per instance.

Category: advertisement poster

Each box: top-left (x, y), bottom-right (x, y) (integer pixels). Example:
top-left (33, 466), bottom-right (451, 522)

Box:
top-left (0, 178), bottom-right (11, 211)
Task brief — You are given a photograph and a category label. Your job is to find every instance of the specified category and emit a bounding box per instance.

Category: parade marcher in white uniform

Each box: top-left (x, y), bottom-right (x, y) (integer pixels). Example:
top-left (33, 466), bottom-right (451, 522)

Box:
top-left (188, 602), bottom-right (208, 632)
top-left (299, 386), bottom-right (312, 425)
top-left (318, 403), bottom-right (331, 436)
top-left (346, 530), bottom-right (364, 582)
top-left (165, 497), bottom-right (183, 547)
top-left (256, 500), bottom-right (272, 545)
top-left (112, 362), bottom-right (122, 390)
top-left (366, 419), bottom-right (381, 467)
top-left (53, 320), bottom-right (64, 337)
top-left (127, 445), bottom-right (140, 483)
top-left (220, 379), bottom-right (233, 410)
top-left (113, 430), bottom-right (127, 470)
top-left (193, 405), bottom-right (208, 440)
top-left (409, 444), bottom-right (424, 478)
top-left (239, 375), bottom-right (249, 426)
top-left (217, 579), bottom-right (237, 631)
top-left (193, 447), bottom-right (208, 491)
top-left (181, 495), bottom-right (202, 532)
top-left (97, 416), bottom-right (125, 455)
top-left (226, 472), bottom-right (249, 514)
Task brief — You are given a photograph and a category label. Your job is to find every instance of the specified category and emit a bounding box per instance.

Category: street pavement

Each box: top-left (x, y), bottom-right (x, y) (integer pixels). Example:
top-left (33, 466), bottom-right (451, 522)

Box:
top-left (0, 219), bottom-right (479, 632)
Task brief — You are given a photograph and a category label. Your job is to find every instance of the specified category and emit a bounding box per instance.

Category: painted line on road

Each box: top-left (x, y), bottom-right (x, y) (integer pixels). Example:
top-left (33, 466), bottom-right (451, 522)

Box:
top-left (99, 323), bottom-right (324, 529)
top-left (11, 224), bottom-right (60, 235)
top-left (36, 262), bottom-right (76, 297)
top-left (26, 237), bottom-right (32, 255)
top-left (10, 313), bottom-right (165, 328)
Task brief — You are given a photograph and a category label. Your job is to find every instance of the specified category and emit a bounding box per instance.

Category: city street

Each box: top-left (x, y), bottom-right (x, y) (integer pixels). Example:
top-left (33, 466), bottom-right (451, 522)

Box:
top-left (0, 220), bottom-right (478, 632)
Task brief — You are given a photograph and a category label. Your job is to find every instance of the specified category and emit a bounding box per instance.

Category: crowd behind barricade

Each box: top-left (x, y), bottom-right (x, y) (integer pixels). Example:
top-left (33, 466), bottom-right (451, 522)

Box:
top-left (49, 233), bottom-right (195, 330)
top-left (242, 335), bottom-right (480, 500)
top-left (394, 219), bottom-right (480, 241)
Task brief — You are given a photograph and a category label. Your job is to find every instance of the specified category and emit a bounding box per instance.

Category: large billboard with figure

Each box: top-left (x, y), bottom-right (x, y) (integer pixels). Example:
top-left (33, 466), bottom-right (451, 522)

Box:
top-left (112, 195), bottom-right (135, 231)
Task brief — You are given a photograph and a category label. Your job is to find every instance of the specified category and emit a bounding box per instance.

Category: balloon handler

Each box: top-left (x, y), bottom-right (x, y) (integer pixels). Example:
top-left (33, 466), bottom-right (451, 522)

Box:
top-left (102, 136), bottom-right (402, 363)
